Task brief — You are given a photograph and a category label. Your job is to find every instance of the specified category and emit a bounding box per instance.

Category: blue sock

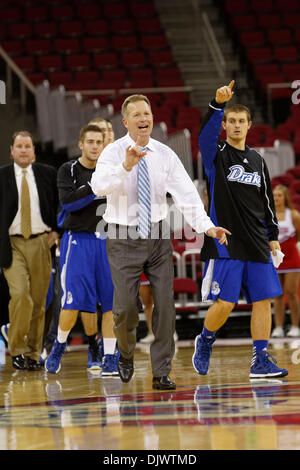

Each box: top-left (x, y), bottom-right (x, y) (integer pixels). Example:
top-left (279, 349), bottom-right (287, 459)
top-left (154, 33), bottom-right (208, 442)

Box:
top-left (201, 326), bottom-right (216, 341)
top-left (253, 340), bottom-right (268, 356)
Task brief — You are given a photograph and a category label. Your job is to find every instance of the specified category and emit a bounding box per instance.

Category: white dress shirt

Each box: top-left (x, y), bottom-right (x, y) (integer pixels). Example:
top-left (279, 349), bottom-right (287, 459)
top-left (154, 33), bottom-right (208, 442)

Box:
top-left (91, 133), bottom-right (215, 234)
top-left (9, 163), bottom-right (51, 235)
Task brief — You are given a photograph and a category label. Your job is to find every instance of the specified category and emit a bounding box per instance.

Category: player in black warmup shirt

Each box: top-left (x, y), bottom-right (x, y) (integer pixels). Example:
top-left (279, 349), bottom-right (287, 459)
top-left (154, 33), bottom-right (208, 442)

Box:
top-left (45, 125), bottom-right (118, 376)
top-left (192, 81), bottom-right (288, 379)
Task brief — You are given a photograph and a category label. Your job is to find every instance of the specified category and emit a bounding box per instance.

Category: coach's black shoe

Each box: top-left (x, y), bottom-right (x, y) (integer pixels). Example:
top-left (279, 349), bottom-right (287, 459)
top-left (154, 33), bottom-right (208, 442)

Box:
top-left (152, 375), bottom-right (176, 390)
top-left (27, 358), bottom-right (43, 371)
top-left (12, 355), bottom-right (27, 370)
top-left (118, 355), bottom-right (134, 383)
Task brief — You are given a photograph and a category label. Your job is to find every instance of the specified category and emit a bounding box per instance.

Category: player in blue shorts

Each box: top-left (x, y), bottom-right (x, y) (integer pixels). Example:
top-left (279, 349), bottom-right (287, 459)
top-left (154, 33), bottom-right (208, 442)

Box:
top-left (193, 80), bottom-right (288, 379)
top-left (45, 124), bottom-right (119, 376)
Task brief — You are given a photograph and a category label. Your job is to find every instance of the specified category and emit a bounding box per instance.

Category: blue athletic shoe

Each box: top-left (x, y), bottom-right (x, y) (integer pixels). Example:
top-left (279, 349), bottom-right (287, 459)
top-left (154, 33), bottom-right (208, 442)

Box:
top-left (192, 334), bottom-right (215, 375)
top-left (45, 339), bottom-right (66, 374)
top-left (249, 350), bottom-right (288, 378)
top-left (102, 353), bottom-right (119, 376)
top-left (87, 339), bottom-right (103, 370)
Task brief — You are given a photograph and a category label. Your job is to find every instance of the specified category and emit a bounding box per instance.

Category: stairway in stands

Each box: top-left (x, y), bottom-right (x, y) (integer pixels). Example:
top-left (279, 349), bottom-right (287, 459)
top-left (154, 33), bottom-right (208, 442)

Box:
top-left (154, 0), bottom-right (264, 122)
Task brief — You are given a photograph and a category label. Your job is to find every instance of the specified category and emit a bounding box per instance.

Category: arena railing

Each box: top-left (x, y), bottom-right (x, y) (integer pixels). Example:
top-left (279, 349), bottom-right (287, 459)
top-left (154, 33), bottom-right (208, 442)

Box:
top-left (35, 82), bottom-right (114, 156)
top-left (36, 82), bottom-right (195, 164)
top-left (201, 11), bottom-right (226, 78)
top-left (168, 129), bottom-right (194, 180)
top-left (254, 142), bottom-right (295, 179)
top-left (0, 45), bottom-right (35, 109)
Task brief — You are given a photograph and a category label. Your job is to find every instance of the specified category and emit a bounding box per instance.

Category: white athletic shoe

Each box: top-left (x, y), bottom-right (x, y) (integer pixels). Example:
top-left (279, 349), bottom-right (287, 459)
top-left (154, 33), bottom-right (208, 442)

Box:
top-left (271, 326), bottom-right (284, 338)
top-left (140, 331), bottom-right (178, 344)
top-left (286, 326), bottom-right (300, 337)
top-left (140, 333), bottom-right (154, 344)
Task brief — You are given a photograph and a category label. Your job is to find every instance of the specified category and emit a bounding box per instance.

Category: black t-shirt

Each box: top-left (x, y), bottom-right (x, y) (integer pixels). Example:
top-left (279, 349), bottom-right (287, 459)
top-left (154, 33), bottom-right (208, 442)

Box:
top-left (199, 100), bottom-right (279, 263)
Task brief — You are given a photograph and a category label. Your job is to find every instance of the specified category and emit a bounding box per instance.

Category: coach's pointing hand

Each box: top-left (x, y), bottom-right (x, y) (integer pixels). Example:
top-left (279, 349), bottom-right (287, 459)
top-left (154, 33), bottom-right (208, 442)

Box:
top-left (206, 226), bottom-right (231, 246)
top-left (123, 135), bottom-right (147, 171)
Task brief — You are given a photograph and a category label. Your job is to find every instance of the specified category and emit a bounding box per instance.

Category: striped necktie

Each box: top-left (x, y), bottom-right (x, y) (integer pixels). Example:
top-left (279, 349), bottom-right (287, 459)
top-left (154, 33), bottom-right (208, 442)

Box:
top-left (21, 169), bottom-right (32, 239)
top-left (137, 152), bottom-right (151, 239)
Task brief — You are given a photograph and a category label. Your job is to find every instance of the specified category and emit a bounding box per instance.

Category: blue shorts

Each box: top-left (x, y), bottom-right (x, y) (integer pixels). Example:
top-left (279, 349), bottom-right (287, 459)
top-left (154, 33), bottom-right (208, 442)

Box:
top-left (201, 257), bottom-right (282, 304)
top-left (60, 231), bottom-right (114, 313)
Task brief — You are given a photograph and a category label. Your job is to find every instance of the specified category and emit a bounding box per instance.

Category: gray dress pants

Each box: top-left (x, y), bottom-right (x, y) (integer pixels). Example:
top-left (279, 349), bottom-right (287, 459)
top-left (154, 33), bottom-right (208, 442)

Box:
top-left (106, 223), bottom-right (175, 377)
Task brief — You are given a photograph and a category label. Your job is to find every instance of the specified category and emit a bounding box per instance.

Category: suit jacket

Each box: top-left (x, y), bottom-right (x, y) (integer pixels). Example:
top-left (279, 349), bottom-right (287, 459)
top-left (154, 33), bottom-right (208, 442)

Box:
top-left (0, 162), bottom-right (60, 268)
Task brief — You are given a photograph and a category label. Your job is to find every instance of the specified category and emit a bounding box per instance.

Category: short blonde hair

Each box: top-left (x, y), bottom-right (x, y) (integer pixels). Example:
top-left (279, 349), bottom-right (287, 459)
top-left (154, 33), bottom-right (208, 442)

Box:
top-left (88, 116), bottom-right (108, 126)
top-left (223, 104), bottom-right (251, 122)
top-left (121, 94), bottom-right (151, 117)
top-left (79, 124), bottom-right (104, 142)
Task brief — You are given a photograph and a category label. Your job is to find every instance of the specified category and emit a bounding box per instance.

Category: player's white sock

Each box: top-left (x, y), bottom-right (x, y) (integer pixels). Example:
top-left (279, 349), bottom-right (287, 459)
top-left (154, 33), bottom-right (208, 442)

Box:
top-left (103, 338), bottom-right (117, 355)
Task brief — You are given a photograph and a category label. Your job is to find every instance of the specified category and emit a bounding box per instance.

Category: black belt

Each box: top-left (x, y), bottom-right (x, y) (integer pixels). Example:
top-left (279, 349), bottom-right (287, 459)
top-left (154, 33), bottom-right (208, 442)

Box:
top-left (11, 232), bottom-right (48, 239)
top-left (113, 221), bottom-right (163, 232)
top-left (114, 221), bottom-right (163, 230)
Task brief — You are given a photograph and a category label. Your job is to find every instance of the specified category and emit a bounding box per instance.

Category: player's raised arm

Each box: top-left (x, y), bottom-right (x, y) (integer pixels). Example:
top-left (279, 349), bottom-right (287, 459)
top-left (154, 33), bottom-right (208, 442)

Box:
top-left (198, 80), bottom-right (235, 170)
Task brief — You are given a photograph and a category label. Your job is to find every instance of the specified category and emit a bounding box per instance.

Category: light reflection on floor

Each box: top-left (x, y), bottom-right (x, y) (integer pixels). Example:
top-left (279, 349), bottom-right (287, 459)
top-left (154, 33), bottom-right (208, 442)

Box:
top-left (0, 339), bottom-right (300, 450)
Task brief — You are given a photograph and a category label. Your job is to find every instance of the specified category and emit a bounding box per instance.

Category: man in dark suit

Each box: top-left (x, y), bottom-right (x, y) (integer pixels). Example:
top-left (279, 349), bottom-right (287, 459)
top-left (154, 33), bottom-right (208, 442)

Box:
top-left (0, 130), bottom-right (60, 370)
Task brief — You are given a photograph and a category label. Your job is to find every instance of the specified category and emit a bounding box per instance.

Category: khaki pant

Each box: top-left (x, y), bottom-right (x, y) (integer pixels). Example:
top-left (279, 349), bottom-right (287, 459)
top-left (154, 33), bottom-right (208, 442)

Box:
top-left (3, 234), bottom-right (51, 361)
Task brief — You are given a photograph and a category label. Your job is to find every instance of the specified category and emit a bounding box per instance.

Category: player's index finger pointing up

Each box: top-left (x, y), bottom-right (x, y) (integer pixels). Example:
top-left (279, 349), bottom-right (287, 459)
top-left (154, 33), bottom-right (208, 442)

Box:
top-left (228, 80), bottom-right (235, 90)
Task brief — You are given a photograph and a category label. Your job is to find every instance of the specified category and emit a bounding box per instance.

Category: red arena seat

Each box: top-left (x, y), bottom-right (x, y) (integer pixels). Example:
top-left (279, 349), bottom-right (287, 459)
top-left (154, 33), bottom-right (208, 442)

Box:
top-left (8, 23), bottom-right (32, 39)
top-left (38, 55), bottom-right (63, 72)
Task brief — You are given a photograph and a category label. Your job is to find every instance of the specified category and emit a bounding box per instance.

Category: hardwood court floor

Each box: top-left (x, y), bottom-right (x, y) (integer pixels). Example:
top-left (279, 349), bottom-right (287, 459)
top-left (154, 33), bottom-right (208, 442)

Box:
top-left (0, 339), bottom-right (300, 450)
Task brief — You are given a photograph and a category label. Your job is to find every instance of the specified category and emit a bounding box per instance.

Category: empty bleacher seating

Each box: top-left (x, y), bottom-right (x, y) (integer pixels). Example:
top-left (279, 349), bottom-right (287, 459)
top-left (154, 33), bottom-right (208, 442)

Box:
top-left (128, 68), bottom-right (154, 88)
top-left (0, 0), bottom-right (202, 164)
top-left (225, 0), bottom-right (300, 99)
top-left (222, 0), bottom-right (300, 150)
top-left (38, 55), bottom-right (63, 72)
top-left (121, 51), bottom-right (146, 68)
top-left (93, 52), bottom-right (118, 70)
top-left (34, 22), bottom-right (57, 39)
top-left (84, 20), bottom-right (108, 36)
top-left (8, 22), bottom-right (32, 39)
